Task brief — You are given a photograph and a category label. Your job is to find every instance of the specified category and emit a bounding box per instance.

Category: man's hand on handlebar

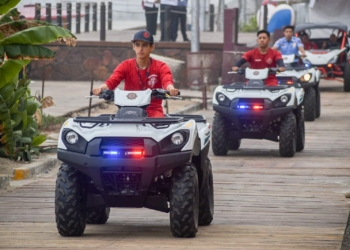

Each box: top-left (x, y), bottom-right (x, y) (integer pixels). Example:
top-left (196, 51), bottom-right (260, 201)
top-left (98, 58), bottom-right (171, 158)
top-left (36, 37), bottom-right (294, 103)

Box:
top-left (231, 66), bottom-right (239, 72)
top-left (92, 83), bottom-right (109, 96)
top-left (278, 67), bottom-right (286, 72)
top-left (166, 85), bottom-right (179, 96)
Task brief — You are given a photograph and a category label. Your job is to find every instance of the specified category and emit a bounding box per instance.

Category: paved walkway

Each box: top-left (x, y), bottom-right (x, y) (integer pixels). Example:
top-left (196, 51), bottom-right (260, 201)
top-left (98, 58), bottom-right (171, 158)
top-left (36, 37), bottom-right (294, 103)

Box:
top-left (1, 80), bottom-right (350, 249)
top-left (73, 22), bottom-right (257, 46)
top-left (75, 29), bottom-right (256, 46)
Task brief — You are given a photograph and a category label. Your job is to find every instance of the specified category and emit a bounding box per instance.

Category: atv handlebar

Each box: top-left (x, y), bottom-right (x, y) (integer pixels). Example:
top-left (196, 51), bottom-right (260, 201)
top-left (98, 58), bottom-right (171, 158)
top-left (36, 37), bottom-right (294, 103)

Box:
top-left (86, 89), bottom-right (181, 100)
top-left (228, 68), bottom-right (279, 75)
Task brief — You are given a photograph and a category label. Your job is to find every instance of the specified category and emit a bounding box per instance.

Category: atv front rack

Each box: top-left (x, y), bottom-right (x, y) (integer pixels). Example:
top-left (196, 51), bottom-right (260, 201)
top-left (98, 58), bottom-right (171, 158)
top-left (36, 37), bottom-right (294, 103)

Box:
top-left (74, 115), bottom-right (184, 124)
top-left (223, 83), bottom-right (289, 91)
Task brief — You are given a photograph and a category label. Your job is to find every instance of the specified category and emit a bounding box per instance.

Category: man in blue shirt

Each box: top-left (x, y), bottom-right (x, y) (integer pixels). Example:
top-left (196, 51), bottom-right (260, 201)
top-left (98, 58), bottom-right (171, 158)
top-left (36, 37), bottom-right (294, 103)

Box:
top-left (273, 25), bottom-right (306, 63)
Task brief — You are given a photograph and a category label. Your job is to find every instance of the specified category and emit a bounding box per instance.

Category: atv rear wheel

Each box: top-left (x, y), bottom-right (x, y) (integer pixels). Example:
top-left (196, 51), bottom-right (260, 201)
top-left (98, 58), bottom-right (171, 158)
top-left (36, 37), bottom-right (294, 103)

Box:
top-left (303, 87), bottom-right (316, 121)
top-left (170, 164), bottom-right (199, 238)
top-left (86, 207), bottom-right (110, 224)
top-left (279, 112), bottom-right (297, 157)
top-left (228, 139), bottom-right (241, 150)
top-left (198, 158), bottom-right (214, 226)
top-left (296, 111), bottom-right (305, 152)
top-left (55, 164), bottom-right (87, 237)
top-left (315, 85), bottom-right (321, 118)
top-left (212, 112), bottom-right (228, 155)
top-left (344, 62), bottom-right (350, 92)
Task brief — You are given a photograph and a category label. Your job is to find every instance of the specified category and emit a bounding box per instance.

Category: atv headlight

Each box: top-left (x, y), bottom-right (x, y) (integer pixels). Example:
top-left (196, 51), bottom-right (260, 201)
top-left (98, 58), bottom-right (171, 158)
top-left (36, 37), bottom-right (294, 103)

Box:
top-left (280, 95), bottom-right (289, 103)
top-left (66, 131), bottom-right (79, 144)
top-left (273, 94), bottom-right (291, 108)
top-left (61, 129), bottom-right (88, 154)
top-left (216, 92), bottom-right (231, 107)
top-left (171, 133), bottom-right (184, 145)
top-left (300, 73), bottom-right (312, 83)
top-left (218, 94), bottom-right (225, 102)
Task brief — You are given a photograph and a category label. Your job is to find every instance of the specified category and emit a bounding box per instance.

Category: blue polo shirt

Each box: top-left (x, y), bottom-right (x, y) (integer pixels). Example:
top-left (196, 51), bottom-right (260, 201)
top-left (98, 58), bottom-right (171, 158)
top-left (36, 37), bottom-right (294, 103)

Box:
top-left (178, 0), bottom-right (188, 7)
top-left (273, 37), bottom-right (304, 55)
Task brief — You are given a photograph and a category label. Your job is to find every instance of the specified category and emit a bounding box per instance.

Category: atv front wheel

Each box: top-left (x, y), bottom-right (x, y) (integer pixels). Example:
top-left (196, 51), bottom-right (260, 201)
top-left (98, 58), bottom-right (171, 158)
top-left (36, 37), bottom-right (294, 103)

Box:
top-left (170, 164), bottom-right (199, 238)
top-left (315, 86), bottom-right (321, 118)
top-left (86, 207), bottom-right (110, 224)
top-left (344, 62), bottom-right (350, 92)
top-left (279, 112), bottom-right (297, 157)
top-left (55, 164), bottom-right (87, 237)
top-left (228, 139), bottom-right (241, 150)
top-left (198, 158), bottom-right (214, 226)
top-left (212, 112), bottom-right (228, 155)
top-left (303, 87), bottom-right (316, 121)
top-left (296, 111), bottom-right (305, 152)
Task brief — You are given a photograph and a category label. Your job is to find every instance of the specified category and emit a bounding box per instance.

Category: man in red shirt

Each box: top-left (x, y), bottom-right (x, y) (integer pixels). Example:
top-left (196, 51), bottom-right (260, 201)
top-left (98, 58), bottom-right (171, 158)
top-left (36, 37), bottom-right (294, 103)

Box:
top-left (232, 30), bottom-right (285, 86)
top-left (92, 30), bottom-right (179, 117)
top-left (301, 34), bottom-right (318, 50)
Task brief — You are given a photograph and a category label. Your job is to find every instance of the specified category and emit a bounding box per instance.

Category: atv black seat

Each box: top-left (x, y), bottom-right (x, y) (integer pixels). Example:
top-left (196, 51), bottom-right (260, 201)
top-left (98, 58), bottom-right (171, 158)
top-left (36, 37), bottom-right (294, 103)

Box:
top-left (74, 115), bottom-right (184, 124)
top-left (168, 114), bottom-right (206, 123)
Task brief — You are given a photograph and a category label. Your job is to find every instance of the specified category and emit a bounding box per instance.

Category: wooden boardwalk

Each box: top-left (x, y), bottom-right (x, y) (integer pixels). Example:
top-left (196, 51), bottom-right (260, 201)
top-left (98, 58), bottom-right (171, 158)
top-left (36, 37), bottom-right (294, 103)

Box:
top-left (1, 80), bottom-right (350, 249)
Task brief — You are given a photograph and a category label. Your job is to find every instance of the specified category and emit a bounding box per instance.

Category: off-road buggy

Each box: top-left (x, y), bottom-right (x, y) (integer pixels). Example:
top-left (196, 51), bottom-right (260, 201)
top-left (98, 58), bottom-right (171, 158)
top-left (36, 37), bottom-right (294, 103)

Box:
top-left (295, 22), bottom-right (350, 92)
top-left (55, 89), bottom-right (214, 238)
top-left (212, 68), bottom-right (305, 157)
top-left (278, 54), bottom-right (321, 121)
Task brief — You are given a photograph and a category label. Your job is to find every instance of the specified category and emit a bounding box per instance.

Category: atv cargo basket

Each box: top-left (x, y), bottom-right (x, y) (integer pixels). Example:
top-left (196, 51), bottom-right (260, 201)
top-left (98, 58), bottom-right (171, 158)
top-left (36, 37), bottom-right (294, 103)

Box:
top-left (73, 115), bottom-right (184, 124)
top-left (223, 83), bottom-right (288, 91)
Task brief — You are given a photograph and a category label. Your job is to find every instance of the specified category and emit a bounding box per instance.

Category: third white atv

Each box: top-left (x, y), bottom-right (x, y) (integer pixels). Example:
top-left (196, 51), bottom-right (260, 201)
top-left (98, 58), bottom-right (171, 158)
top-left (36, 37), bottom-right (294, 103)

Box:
top-left (278, 54), bottom-right (321, 121)
top-left (212, 68), bottom-right (305, 157)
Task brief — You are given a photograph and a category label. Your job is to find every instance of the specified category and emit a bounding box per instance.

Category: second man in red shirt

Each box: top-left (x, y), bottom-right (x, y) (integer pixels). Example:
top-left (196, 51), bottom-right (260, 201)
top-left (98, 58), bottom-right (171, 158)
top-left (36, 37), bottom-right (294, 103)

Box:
top-left (232, 30), bottom-right (286, 86)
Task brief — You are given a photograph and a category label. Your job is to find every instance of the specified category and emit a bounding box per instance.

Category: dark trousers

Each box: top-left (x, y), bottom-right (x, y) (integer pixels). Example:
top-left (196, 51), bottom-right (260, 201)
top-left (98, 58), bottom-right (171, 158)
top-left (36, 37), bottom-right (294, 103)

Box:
top-left (170, 6), bottom-right (188, 41)
top-left (144, 6), bottom-right (158, 35)
top-left (160, 4), bottom-right (173, 41)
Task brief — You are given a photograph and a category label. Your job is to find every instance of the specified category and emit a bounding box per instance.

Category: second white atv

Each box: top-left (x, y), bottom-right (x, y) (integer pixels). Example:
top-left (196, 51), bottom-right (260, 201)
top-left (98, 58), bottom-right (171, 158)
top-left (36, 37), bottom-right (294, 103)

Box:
top-left (212, 68), bottom-right (305, 157)
top-left (278, 54), bottom-right (321, 121)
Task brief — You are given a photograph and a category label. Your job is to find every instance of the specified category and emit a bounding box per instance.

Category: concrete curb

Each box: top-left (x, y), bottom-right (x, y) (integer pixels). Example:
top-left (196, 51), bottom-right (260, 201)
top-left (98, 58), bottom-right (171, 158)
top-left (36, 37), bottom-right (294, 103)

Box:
top-left (174, 100), bottom-right (212, 115)
top-left (174, 102), bottom-right (203, 115)
top-left (0, 174), bottom-right (10, 190)
top-left (12, 157), bottom-right (61, 181)
top-left (62, 101), bottom-right (110, 118)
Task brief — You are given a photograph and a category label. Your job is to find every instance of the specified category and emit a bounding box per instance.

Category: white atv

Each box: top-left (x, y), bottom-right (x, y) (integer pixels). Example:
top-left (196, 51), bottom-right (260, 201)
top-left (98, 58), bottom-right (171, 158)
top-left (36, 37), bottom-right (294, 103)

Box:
top-left (212, 68), bottom-right (305, 157)
top-left (55, 88), bottom-right (214, 238)
top-left (278, 54), bottom-right (321, 121)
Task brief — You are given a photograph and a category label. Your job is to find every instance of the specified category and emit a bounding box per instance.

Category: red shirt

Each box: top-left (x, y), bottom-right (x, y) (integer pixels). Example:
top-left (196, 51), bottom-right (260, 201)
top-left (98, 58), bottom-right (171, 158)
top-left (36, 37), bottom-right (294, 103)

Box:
top-left (242, 48), bottom-right (282, 86)
top-left (303, 42), bottom-right (318, 50)
top-left (105, 58), bottom-right (174, 117)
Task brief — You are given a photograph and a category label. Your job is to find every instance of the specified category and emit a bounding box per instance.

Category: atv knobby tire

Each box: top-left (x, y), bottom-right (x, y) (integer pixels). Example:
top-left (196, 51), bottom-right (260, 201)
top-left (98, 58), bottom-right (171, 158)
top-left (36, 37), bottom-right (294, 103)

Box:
top-left (198, 158), bottom-right (214, 226)
top-left (55, 164), bottom-right (87, 237)
top-left (279, 112), bottom-right (297, 157)
top-left (228, 139), bottom-right (241, 150)
top-left (315, 85), bottom-right (321, 118)
top-left (170, 164), bottom-right (199, 238)
top-left (296, 111), bottom-right (305, 152)
top-left (344, 62), bottom-right (350, 92)
top-left (86, 207), bottom-right (110, 224)
top-left (212, 112), bottom-right (228, 155)
top-left (304, 87), bottom-right (316, 121)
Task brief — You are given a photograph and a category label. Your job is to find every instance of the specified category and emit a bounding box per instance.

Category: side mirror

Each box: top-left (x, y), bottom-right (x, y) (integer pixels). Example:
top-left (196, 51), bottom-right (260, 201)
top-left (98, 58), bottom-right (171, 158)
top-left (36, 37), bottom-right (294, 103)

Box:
top-left (348, 31), bottom-right (350, 38)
